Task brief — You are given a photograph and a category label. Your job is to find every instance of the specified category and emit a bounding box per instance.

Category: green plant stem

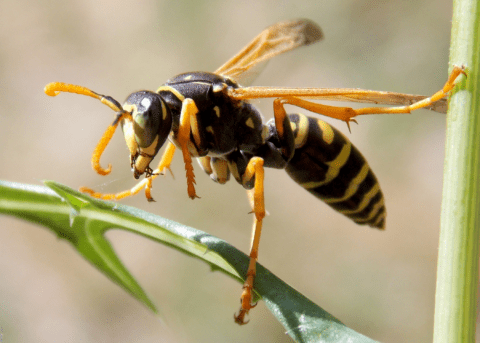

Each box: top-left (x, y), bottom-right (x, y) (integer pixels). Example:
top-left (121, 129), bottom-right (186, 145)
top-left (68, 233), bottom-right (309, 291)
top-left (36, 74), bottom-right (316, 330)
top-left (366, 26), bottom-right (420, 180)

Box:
top-left (433, 0), bottom-right (480, 342)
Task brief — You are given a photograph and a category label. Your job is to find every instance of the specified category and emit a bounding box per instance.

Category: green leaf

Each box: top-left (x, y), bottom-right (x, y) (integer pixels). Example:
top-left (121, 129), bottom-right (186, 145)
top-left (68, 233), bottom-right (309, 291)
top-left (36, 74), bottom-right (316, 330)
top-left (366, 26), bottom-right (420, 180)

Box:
top-left (0, 180), bottom-right (377, 343)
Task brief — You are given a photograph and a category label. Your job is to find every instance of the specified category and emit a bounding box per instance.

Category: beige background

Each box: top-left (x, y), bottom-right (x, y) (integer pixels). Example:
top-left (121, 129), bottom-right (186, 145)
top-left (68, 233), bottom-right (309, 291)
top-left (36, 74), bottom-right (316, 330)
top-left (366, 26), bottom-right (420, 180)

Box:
top-left (1, 1), bottom-right (474, 342)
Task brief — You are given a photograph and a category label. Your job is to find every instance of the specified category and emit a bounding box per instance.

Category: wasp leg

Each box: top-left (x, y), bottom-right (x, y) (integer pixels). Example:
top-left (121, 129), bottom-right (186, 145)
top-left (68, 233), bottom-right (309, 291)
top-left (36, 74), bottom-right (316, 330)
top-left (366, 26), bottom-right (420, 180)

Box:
top-left (80, 176), bottom-right (156, 200)
top-left (235, 157), bottom-right (265, 325)
top-left (80, 141), bottom-right (177, 201)
top-left (343, 65), bottom-right (466, 116)
top-left (178, 98), bottom-right (200, 199)
top-left (142, 141), bottom-right (177, 201)
top-left (275, 65), bottom-right (466, 128)
top-left (156, 141), bottom-right (176, 177)
top-left (271, 98), bottom-right (297, 161)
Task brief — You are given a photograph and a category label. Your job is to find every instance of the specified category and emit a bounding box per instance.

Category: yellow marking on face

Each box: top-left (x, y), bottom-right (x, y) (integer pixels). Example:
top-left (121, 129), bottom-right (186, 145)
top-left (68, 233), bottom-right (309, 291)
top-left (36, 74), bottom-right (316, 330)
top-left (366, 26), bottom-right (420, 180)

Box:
top-left (135, 135), bottom-right (160, 173)
top-left (302, 141), bottom-right (352, 189)
top-left (323, 162), bottom-right (370, 204)
top-left (134, 156), bottom-right (152, 175)
top-left (213, 106), bottom-right (221, 117)
top-left (122, 103), bottom-right (137, 114)
top-left (140, 135), bottom-right (160, 156)
top-left (156, 86), bottom-right (185, 101)
top-left (206, 126), bottom-right (214, 134)
top-left (245, 117), bottom-right (255, 129)
top-left (121, 117), bottom-right (138, 156)
top-left (184, 75), bottom-right (193, 80)
top-left (317, 120), bottom-right (334, 144)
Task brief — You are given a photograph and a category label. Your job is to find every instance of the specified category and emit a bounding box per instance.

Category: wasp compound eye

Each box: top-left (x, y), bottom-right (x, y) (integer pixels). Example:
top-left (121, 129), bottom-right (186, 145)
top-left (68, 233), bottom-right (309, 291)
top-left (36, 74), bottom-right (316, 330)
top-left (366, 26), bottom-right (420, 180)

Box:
top-left (123, 91), bottom-right (171, 148)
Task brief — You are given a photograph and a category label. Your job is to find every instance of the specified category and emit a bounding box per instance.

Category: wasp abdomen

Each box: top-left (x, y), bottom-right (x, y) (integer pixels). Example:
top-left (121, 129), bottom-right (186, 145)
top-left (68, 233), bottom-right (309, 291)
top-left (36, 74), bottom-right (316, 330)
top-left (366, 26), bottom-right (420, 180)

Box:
top-left (285, 113), bottom-right (386, 229)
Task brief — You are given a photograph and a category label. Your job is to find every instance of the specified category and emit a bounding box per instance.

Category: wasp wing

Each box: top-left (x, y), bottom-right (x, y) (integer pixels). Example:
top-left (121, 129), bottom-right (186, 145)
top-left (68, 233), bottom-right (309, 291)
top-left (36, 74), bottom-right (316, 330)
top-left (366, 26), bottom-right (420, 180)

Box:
top-left (215, 19), bottom-right (323, 86)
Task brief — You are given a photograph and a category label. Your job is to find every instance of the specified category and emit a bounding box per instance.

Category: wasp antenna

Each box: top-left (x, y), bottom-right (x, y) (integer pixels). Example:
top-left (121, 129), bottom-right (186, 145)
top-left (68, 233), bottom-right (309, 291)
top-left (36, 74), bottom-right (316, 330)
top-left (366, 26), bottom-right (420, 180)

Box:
top-left (45, 82), bottom-right (129, 177)
top-left (44, 82), bottom-right (123, 112)
top-left (91, 111), bottom-right (132, 176)
top-left (44, 82), bottom-right (94, 97)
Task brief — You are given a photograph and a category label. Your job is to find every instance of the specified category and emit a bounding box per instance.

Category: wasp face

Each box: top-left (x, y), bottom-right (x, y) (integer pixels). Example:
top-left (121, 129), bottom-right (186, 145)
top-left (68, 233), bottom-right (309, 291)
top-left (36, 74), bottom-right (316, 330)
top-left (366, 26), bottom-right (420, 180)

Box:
top-left (121, 91), bottom-right (172, 178)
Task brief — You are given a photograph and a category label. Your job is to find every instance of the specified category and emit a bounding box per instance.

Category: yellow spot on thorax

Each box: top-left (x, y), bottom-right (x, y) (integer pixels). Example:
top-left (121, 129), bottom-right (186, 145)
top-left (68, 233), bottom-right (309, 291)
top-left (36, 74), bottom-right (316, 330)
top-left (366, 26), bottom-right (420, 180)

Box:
top-left (245, 117), bottom-right (255, 129)
top-left (156, 86), bottom-right (185, 101)
top-left (213, 106), bottom-right (221, 117)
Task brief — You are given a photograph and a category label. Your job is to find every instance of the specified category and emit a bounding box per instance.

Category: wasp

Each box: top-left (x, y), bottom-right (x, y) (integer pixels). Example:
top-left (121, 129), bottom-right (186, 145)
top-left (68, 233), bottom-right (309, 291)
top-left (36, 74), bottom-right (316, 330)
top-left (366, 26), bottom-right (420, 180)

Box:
top-left (44, 19), bottom-right (465, 324)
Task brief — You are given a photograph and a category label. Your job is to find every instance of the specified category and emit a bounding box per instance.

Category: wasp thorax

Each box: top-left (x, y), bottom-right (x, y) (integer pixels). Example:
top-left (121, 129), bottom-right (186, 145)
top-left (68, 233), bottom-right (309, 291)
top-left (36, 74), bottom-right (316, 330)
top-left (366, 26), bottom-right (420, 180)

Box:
top-left (121, 91), bottom-right (173, 177)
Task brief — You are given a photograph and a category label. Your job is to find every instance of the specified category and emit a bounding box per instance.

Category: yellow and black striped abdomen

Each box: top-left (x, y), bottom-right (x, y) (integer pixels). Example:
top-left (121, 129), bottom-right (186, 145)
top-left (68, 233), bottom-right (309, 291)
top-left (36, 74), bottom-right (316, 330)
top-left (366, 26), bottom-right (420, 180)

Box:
top-left (285, 113), bottom-right (386, 229)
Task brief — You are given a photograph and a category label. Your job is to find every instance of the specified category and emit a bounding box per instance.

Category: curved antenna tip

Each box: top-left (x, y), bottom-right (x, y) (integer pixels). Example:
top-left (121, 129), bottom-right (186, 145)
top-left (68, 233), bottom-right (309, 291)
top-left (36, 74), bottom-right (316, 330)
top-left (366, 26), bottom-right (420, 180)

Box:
top-left (44, 82), bottom-right (61, 96)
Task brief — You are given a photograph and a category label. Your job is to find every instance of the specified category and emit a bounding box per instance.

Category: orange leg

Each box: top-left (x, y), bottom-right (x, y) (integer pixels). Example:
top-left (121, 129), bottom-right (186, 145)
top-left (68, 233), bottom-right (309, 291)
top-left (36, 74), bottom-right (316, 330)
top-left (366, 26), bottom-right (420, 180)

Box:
top-left (235, 157), bottom-right (265, 325)
top-left (276, 65), bottom-right (466, 129)
top-left (80, 141), bottom-right (177, 201)
top-left (177, 98), bottom-right (200, 199)
top-left (157, 141), bottom-right (176, 177)
top-left (80, 176), bottom-right (155, 200)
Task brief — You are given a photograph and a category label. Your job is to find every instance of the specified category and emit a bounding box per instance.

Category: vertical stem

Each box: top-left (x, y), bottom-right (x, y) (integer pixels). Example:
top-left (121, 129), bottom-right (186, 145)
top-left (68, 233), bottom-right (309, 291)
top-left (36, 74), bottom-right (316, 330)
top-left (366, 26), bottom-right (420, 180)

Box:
top-left (433, 1), bottom-right (480, 342)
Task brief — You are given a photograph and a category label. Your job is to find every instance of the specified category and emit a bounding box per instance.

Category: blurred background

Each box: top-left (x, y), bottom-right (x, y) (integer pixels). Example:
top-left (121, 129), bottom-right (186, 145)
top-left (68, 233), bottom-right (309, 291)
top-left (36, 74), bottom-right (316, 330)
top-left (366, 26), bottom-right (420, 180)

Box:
top-left (0, 0), bottom-right (474, 342)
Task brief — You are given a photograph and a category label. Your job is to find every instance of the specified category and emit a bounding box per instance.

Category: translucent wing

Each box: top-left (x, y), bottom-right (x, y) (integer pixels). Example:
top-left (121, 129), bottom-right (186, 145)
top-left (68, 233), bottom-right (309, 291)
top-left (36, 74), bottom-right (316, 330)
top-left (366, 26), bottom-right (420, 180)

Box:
top-left (215, 19), bottom-right (323, 85)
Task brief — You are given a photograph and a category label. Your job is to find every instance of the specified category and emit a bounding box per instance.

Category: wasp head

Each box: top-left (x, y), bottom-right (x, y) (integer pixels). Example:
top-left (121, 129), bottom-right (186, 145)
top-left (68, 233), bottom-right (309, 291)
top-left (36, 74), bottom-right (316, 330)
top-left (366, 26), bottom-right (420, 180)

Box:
top-left (121, 91), bottom-right (172, 178)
